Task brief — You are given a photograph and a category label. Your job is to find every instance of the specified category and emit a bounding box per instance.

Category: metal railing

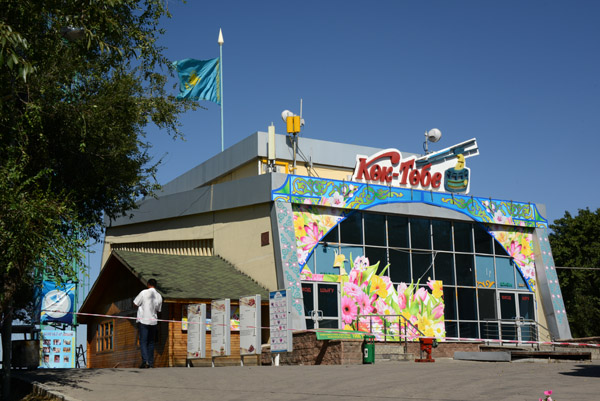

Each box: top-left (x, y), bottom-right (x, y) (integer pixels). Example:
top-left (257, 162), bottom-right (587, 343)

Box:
top-left (481, 318), bottom-right (555, 350)
top-left (357, 314), bottom-right (425, 353)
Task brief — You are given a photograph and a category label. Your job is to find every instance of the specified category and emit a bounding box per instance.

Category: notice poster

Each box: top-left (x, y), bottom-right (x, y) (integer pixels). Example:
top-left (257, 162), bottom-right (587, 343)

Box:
top-left (40, 330), bottom-right (75, 369)
top-left (240, 295), bottom-right (261, 356)
top-left (211, 299), bottom-right (231, 357)
top-left (186, 304), bottom-right (206, 359)
top-left (270, 290), bottom-right (293, 353)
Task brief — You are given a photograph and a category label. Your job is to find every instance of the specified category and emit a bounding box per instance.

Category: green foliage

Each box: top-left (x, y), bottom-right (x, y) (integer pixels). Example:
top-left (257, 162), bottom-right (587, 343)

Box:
top-left (549, 208), bottom-right (600, 338)
top-left (0, 0), bottom-right (194, 318)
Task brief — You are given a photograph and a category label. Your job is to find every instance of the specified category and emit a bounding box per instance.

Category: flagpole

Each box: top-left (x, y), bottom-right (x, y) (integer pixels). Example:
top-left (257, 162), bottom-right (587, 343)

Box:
top-left (218, 29), bottom-right (224, 152)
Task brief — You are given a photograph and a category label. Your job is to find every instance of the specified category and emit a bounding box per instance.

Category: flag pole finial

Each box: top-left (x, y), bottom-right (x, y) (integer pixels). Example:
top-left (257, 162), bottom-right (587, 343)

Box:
top-left (218, 28), bottom-right (224, 45)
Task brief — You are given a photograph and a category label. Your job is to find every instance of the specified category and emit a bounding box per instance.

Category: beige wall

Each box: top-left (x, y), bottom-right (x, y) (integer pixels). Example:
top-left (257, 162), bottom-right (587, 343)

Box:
top-left (102, 203), bottom-right (278, 290)
top-left (213, 204), bottom-right (277, 289)
top-left (211, 161), bottom-right (260, 186)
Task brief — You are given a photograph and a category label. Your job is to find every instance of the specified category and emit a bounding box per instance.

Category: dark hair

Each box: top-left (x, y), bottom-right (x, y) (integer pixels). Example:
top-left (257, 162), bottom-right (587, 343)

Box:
top-left (147, 278), bottom-right (157, 287)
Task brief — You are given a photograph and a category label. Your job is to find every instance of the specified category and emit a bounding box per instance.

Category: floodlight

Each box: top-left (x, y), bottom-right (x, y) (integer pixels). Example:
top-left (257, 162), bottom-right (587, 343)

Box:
top-left (427, 128), bottom-right (442, 143)
top-left (281, 110), bottom-right (294, 122)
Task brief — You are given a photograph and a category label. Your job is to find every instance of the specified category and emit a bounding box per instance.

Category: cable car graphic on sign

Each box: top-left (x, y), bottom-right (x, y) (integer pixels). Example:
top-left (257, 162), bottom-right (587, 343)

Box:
top-left (444, 154), bottom-right (469, 193)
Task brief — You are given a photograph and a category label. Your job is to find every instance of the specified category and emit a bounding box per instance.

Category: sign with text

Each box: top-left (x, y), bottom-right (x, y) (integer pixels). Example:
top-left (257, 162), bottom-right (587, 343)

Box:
top-left (186, 304), bottom-right (206, 359)
top-left (269, 290), bottom-right (293, 353)
top-left (40, 330), bottom-right (75, 369)
top-left (240, 295), bottom-right (261, 356)
top-left (352, 138), bottom-right (478, 194)
top-left (210, 299), bottom-right (231, 357)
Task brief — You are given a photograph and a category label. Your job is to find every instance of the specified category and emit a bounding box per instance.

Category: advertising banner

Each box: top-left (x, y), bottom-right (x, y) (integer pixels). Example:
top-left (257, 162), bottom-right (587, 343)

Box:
top-left (40, 281), bottom-right (75, 324)
top-left (269, 290), bottom-right (293, 353)
top-left (40, 330), bottom-right (75, 368)
top-left (239, 295), bottom-right (261, 355)
top-left (186, 304), bottom-right (206, 359)
top-left (210, 299), bottom-right (231, 357)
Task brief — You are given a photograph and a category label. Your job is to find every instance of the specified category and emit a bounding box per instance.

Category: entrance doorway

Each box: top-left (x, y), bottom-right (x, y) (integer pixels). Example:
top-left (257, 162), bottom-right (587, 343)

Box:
top-left (499, 291), bottom-right (536, 342)
top-left (301, 282), bottom-right (341, 330)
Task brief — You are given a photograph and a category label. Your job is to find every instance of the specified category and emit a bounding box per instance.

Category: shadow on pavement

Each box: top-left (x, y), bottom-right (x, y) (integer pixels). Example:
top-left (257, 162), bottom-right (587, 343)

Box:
top-left (560, 364), bottom-right (600, 378)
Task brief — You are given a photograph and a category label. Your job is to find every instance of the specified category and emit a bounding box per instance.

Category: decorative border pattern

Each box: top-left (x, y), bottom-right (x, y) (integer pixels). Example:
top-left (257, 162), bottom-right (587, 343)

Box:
top-left (535, 228), bottom-right (569, 335)
top-left (273, 199), bottom-right (304, 327)
top-left (273, 175), bottom-right (548, 228)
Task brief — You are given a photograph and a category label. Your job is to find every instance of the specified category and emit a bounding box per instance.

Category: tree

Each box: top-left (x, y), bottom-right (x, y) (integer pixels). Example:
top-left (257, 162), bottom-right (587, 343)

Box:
top-left (1, 0), bottom-right (193, 394)
top-left (549, 208), bottom-right (600, 338)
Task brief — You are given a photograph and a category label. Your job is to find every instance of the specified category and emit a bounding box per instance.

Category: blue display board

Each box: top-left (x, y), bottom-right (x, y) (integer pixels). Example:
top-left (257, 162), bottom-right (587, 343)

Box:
top-left (40, 330), bottom-right (76, 368)
top-left (40, 281), bottom-right (75, 324)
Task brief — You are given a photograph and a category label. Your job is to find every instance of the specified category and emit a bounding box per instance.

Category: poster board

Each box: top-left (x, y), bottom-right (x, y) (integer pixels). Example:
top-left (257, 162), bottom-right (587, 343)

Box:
top-left (40, 330), bottom-right (75, 368)
top-left (40, 281), bottom-right (76, 324)
top-left (210, 299), bottom-right (231, 357)
top-left (240, 295), bottom-right (261, 355)
top-left (186, 304), bottom-right (206, 359)
top-left (269, 290), bottom-right (293, 353)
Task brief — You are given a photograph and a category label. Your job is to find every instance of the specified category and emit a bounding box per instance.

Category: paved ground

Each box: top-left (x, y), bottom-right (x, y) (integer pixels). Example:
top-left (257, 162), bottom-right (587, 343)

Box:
top-left (13, 359), bottom-right (600, 401)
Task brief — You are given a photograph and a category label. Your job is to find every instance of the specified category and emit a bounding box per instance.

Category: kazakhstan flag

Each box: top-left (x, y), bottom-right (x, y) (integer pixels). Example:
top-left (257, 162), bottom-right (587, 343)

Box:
top-left (173, 58), bottom-right (221, 105)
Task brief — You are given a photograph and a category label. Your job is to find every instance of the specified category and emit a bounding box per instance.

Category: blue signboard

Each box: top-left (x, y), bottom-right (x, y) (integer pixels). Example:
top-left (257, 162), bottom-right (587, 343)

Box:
top-left (40, 281), bottom-right (75, 324)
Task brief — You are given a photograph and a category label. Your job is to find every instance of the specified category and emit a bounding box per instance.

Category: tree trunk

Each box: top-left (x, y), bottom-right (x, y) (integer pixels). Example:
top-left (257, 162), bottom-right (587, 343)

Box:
top-left (1, 304), bottom-right (14, 400)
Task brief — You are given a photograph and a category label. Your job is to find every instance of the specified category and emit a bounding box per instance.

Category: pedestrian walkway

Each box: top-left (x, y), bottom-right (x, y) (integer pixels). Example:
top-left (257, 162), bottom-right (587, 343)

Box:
top-left (15, 359), bottom-right (600, 401)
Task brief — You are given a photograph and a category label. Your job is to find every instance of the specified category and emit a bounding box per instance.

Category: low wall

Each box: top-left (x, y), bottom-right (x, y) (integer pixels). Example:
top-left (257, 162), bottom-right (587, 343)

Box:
top-left (261, 331), bottom-right (363, 365)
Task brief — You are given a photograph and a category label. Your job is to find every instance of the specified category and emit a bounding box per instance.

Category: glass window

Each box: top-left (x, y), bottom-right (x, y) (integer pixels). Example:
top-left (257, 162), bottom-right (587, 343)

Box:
top-left (455, 254), bottom-right (475, 286)
top-left (410, 218), bottom-right (431, 250)
top-left (478, 289), bottom-right (497, 320)
top-left (389, 250), bottom-right (411, 283)
top-left (480, 321), bottom-right (499, 340)
top-left (494, 239), bottom-right (508, 256)
top-left (364, 213), bottom-right (386, 246)
top-left (496, 257), bottom-right (515, 289)
top-left (432, 220), bottom-right (453, 251)
top-left (459, 322), bottom-right (479, 339)
top-left (339, 212), bottom-right (362, 245)
top-left (443, 287), bottom-right (457, 320)
top-left (516, 270), bottom-right (528, 290)
top-left (304, 251), bottom-right (315, 273)
top-left (499, 292), bottom-right (516, 320)
top-left (302, 283), bottom-right (314, 317)
top-left (412, 252), bottom-right (432, 283)
top-left (388, 215), bottom-right (409, 248)
top-left (434, 252), bottom-right (455, 285)
top-left (314, 244), bottom-right (336, 275)
top-left (322, 225), bottom-right (339, 244)
top-left (445, 321), bottom-right (458, 338)
top-left (318, 283), bottom-right (339, 317)
top-left (365, 246), bottom-right (388, 275)
top-left (474, 224), bottom-right (493, 254)
top-left (340, 245), bottom-right (363, 269)
top-left (457, 287), bottom-right (477, 320)
top-left (475, 256), bottom-right (495, 288)
top-left (518, 293), bottom-right (534, 320)
top-left (454, 222), bottom-right (473, 252)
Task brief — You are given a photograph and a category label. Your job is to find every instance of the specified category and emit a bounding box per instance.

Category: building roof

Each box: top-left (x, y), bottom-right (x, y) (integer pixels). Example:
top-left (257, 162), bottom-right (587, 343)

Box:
top-left (112, 250), bottom-right (270, 300)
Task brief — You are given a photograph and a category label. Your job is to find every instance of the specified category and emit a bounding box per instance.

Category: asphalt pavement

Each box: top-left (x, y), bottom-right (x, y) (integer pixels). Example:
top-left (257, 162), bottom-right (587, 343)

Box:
top-left (14, 359), bottom-right (600, 401)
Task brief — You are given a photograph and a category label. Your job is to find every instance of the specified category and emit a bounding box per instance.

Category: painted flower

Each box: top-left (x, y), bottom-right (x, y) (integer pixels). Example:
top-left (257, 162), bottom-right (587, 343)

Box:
top-left (341, 297), bottom-right (358, 324)
top-left (343, 281), bottom-right (362, 298)
top-left (356, 292), bottom-right (374, 315)
top-left (398, 292), bottom-right (407, 310)
top-left (353, 255), bottom-right (370, 270)
top-left (299, 222), bottom-right (323, 251)
top-left (370, 275), bottom-right (388, 299)
top-left (415, 287), bottom-right (429, 303)
top-left (507, 240), bottom-right (527, 265)
top-left (432, 304), bottom-right (444, 320)
top-left (427, 279), bottom-right (444, 299)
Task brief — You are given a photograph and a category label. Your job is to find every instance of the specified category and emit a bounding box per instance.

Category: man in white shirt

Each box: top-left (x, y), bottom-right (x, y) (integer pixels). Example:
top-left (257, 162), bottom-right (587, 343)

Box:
top-left (133, 278), bottom-right (162, 368)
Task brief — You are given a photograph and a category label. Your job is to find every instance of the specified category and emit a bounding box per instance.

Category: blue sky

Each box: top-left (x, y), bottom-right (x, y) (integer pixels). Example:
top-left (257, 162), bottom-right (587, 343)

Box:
top-left (83, 0), bottom-right (600, 289)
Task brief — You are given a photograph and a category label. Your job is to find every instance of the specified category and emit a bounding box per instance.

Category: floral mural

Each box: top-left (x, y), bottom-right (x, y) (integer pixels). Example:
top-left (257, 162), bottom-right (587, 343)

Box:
top-left (487, 223), bottom-right (536, 291)
top-left (302, 255), bottom-right (446, 341)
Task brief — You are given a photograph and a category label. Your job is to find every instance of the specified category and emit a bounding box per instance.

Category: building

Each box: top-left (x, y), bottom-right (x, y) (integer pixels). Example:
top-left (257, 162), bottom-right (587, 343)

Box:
top-left (79, 128), bottom-right (571, 367)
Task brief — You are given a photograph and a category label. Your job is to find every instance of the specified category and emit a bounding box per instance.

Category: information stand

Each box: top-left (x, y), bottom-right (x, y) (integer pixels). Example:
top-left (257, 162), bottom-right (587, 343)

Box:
top-left (269, 290), bottom-right (292, 365)
top-left (240, 295), bottom-right (261, 366)
top-left (186, 304), bottom-right (206, 366)
top-left (211, 299), bottom-right (231, 367)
